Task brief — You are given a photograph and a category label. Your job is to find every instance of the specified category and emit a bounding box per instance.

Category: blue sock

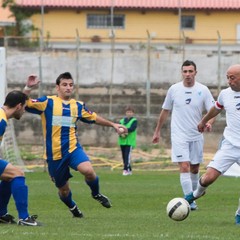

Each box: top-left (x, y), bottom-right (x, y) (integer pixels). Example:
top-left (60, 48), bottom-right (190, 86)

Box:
top-left (59, 191), bottom-right (75, 208)
top-left (11, 176), bottom-right (29, 220)
top-left (86, 176), bottom-right (99, 197)
top-left (0, 181), bottom-right (12, 216)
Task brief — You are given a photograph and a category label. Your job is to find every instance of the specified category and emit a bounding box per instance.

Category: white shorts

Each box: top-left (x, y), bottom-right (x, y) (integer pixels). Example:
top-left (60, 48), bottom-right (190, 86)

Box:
top-left (208, 138), bottom-right (240, 174)
top-left (171, 138), bottom-right (203, 164)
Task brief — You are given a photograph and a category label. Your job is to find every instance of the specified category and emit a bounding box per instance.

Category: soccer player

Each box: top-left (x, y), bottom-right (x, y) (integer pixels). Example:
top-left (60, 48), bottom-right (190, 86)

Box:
top-left (118, 106), bottom-right (137, 176)
top-left (185, 64), bottom-right (240, 225)
top-left (152, 60), bottom-right (215, 210)
top-left (0, 90), bottom-right (40, 226)
top-left (23, 72), bottom-right (127, 218)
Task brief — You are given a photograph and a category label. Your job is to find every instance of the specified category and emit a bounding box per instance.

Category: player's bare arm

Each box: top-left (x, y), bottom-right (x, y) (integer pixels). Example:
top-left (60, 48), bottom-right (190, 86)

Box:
top-left (198, 107), bottom-right (221, 133)
top-left (152, 109), bottom-right (170, 144)
top-left (95, 115), bottom-right (127, 134)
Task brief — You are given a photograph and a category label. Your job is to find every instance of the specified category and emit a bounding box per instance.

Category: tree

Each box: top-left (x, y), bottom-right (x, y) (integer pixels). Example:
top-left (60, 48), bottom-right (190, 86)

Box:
top-left (2, 0), bottom-right (35, 36)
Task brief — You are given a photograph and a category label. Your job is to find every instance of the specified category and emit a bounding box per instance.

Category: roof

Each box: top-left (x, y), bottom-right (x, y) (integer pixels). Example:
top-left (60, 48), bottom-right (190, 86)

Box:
top-left (14, 0), bottom-right (240, 10)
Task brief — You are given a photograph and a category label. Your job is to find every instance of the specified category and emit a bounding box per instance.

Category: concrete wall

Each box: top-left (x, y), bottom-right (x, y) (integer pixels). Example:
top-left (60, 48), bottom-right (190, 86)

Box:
top-left (5, 46), bottom-right (239, 88)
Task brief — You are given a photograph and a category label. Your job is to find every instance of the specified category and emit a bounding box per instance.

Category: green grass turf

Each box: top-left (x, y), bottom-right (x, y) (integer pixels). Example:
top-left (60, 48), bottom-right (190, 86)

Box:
top-left (2, 169), bottom-right (240, 240)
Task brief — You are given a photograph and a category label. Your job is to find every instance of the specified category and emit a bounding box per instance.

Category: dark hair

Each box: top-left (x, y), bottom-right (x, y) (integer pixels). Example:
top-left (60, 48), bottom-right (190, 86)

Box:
top-left (125, 106), bottom-right (134, 112)
top-left (4, 90), bottom-right (28, 108)
top-left (56, 72), bottom-right (73, 85)
top-left (182, 60), bottom-right (197, 71)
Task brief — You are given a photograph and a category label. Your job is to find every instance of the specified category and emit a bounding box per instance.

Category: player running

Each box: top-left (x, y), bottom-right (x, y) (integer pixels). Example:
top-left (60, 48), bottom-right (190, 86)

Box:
top-left (185, 64), bottom-right (240, 225)
top-left (23, 72), bottom-right (126, 218)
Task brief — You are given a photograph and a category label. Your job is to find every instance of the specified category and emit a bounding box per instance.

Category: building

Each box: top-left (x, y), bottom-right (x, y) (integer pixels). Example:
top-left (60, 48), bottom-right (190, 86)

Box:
top-left (11, 0), bottom-right (240, 46)
top-left (0, 0), bottom-right (15, 38)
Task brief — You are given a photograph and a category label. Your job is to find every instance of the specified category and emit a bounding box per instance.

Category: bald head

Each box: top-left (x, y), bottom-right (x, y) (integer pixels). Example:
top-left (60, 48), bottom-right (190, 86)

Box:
top-left (227, 64), bottom-right (240, 92)
top-left (227, 64), bottom-right (240, 73)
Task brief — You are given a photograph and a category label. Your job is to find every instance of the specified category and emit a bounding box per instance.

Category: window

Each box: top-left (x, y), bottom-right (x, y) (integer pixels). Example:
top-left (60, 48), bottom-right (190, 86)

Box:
top-left (181, 16), bottom-right (195, 30)
top-left (87, 14), bottom-right (125, 29)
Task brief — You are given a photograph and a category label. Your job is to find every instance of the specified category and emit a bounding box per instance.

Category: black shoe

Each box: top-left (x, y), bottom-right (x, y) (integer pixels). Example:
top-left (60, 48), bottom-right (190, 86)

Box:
top-left (93, 193), bottom-right (112, 208)
top-left (0, 213), bottom-right (16, 224)
top-left (69, 205), bottom-right (84, 218)
top-left (18, 215), bottom-right (41, 226)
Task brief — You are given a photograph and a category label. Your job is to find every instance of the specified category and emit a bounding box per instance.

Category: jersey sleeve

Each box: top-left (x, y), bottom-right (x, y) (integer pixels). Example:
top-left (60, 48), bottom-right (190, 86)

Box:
top-left (204, 87), bottom-right (215, 111)
top-left (162, 87), bottom-right (173, 110)
top-left (215, 91), bottom-right (224, 109)
top-left (25, 96), bottom-right (48, 114)
top-left (0, 118), bottom-right (7, 141)
top-left (78, 102), bottom-right (97, 123)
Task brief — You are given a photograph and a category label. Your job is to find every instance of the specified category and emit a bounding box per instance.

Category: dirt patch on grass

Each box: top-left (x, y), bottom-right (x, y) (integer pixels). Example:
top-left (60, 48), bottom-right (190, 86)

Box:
top-left (22, 145), bottom-right (215, 171)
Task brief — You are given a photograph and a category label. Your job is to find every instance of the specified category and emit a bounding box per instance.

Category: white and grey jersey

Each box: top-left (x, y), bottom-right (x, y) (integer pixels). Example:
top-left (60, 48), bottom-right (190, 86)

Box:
top-left (162, 81), bottom-right (215, 141)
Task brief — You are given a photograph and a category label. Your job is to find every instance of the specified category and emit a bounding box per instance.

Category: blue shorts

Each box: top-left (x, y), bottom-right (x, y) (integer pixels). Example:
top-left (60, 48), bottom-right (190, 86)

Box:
top-left (47, 147), bottom-right (89, 188)
top-left (0, 159), bottom-right (9, 176)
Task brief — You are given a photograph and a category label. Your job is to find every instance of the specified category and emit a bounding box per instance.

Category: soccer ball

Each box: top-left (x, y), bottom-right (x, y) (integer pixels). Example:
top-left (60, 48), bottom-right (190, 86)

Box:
top-left (166, 197), bottom-right (190, 221)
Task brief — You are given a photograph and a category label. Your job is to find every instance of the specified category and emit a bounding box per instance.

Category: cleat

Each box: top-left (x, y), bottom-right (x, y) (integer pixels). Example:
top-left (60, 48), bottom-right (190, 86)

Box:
top-left (190, 201), bottom-right (198, 211)
top-left (185, 191), bottom-right (205, 204)
top-left (18, 215), bottom-right (42, 226)
top-left (0, 213), bottom-right (16, 224)
top-left (235, 214), bottom-right (240, 225)
top-left (184, 192), bottom-right (195, 204)
top-left (93, 193), bottom-right (112, 208)
top-left (69, 205), bottom-right (84, 218)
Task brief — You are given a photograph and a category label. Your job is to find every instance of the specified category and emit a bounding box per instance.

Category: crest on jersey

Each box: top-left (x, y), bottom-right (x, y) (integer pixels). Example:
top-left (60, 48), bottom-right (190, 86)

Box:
top-left (185, 98), bottom-right (191, 104)
top-left (236, 103), bottom-right (240, 110)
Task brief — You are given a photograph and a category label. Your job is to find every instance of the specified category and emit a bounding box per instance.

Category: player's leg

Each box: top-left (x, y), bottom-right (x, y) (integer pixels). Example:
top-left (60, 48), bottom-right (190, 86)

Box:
top-left (189, 164), bottom-right (200, 210)
top-left (47, 159), bottom-right (83, 218)
top-left (0, 160), bottom-right (15, 223)
top-left (120, 145), bottom-right (127, 174)
top-left (178, 161), bottom-right (192, 194)
top-left (189, 140), bottom-right (203, 191)
top-left (190, 167), bottom-right (199, 192)
top-left (195, 167), bottom-right (221, 196)
top-left (70, 148), bottom-right (112, 208)
top-left (186, 139), bottom-right (237, 204)
top-left (1, 162), bottom-right (40, 226)
top-left (171, 139), bottom-right (193, 197)
top-left (0, 180), bottom-right (15, 223)
top-left (77, 161), bottom-right (112, 208)
top-left (126, 145), bottom-right (132, 174)
top-left (121, 145), bottom-right (132, 175)
top-left (188, 140), bottom-right (203, 210)
top-left (58, 182), bottom-right (83, 218)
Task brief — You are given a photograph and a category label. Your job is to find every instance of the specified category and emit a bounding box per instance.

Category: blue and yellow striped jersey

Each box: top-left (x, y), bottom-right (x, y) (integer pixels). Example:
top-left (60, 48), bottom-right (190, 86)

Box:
top-left (0, 108), bottom-right (8, 144)
top-left (26, 96), bottom-right (97, 160)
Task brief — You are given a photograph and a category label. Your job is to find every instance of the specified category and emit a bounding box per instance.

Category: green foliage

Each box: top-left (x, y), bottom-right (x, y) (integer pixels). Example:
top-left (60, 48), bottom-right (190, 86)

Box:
top-left (2, 0), bottom-right (36, 36)
top-left (4, 170), bottom-right (240, 240)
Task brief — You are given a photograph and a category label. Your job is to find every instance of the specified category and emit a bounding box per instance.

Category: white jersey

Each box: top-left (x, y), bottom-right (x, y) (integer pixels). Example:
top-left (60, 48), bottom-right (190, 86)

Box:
top-left (215, 87), bottom-right (240, 147)
top-left (162, 81), bottom-right (215, 141)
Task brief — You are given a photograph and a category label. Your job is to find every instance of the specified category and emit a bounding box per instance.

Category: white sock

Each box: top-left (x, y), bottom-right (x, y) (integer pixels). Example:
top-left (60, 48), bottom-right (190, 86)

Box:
top-left (190, 172), bottom-right (199, 191)
top-left (237, 198), bottom-right (240, 215)
top-left (193, 179), bottom-right (207, 198)
top-left (180, 172), bottom-right (192, 195)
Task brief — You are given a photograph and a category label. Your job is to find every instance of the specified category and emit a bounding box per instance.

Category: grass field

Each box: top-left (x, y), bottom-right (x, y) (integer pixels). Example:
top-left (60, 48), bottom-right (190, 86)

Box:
top-left (2, 169), bottom-right (240, 240)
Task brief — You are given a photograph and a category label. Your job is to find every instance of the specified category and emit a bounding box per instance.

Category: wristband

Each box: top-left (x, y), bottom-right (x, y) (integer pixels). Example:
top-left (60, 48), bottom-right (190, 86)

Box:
top-left (24, 85), bottom-right (32, 91)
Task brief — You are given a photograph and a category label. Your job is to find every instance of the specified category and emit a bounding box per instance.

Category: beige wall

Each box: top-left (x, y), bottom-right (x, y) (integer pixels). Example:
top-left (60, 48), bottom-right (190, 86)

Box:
top-left (30, 9), bottom-right (240, 43)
